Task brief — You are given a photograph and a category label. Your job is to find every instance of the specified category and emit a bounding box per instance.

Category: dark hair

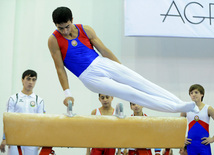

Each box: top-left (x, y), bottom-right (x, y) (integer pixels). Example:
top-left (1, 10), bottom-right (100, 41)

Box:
top-left (52, 7), bottom-right (73, 24)
top-left (22, 70), bottom-right (37, 79)
top-left (189, 84), bottom-right (205, 101)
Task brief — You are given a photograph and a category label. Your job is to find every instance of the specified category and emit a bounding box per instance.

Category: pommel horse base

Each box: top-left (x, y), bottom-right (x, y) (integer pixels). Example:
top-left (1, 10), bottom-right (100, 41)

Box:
top-left (3, 112), bottom-right (187, 149)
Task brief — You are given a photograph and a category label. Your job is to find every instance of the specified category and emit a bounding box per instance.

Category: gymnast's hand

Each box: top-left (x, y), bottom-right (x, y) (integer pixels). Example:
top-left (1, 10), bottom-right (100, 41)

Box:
top-left (0, 140), bottom-right (6, 153)
top-left (63, 97), bottom-right (74, 106)
top-left (185, 138), bottom-right (192, 145)
top-left (201, 137), bottom-right (214, 145)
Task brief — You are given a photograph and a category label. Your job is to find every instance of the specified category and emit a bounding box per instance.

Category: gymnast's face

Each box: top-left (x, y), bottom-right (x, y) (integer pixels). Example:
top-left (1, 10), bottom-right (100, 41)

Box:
top-left (189, 89), bottom-right (203, 103)
top-left (22, 75), bottom-right (37, 92)
top-left (56, 20), bottom-right (73, 36)
top-left (99, 94), bottom-right (113, 108)
top-left (130, 103), bottom-right (143, 113)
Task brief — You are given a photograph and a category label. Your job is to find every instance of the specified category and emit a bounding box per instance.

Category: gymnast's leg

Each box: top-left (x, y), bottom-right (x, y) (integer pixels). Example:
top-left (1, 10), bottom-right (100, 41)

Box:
top-left (8, 146), bottom-right (19, 155)
top-left (22, 146), bottom-right (38, 155)
top-left (81, 76), bottom-right (194, 112)
top-left (100, 57), bottom-right (181, 103)
top-left (79, 57), bottom-right (197, 112)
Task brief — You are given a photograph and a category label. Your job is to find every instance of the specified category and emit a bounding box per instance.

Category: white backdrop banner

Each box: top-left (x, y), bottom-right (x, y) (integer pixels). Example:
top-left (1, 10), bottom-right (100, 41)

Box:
top-left (124, 0), bottom-right (214, 38)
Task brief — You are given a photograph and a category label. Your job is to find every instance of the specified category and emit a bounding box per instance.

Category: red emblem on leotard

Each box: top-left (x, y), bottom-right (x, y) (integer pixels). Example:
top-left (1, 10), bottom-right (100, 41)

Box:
top-left (194, 115), bottom-right (199, 121)
top-left (71, 40), bottom-right (78, 47)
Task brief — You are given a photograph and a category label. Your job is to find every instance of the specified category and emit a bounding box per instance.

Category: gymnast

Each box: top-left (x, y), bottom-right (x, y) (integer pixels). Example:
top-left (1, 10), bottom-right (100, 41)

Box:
top-left (119, 102), bottom-right (162, 155)
top-left (0, 70), bottom-right (45, 155)
top-left (48, 6), bottom-right (199, 113)
top-left (181, 84), bottom-right (214, 155)
top-left (86, 94), bottom-right (116, 155)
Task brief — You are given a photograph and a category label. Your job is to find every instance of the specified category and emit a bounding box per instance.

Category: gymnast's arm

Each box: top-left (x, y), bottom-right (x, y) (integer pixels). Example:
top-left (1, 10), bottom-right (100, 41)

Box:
top-left (180, 112), bottom-right (192, 145)
top-left (180, 112), bottom-right (186, 117)
top-left (6, 97), bottom-right (15, 113)
top-left (48, 35), bottom-right (74, 106)
top-left (1, 97), bottom-right (15, 152)
top-left (83, 25), bottom-right (121, 64)
top-left (201, 106), bottom-right (214, 145)
top-left (0, 140), bottom-right (6, 153)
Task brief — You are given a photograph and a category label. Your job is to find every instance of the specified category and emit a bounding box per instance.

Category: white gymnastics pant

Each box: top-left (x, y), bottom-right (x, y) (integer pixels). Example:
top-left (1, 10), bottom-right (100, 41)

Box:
top-left (79, 56), bottom-right (196, 113)
top-left (8, 145), bottom-right (38, 155)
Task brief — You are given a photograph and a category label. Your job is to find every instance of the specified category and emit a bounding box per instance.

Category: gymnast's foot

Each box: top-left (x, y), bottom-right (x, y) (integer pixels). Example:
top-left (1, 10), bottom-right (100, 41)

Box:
top-left (177, 101), bottom-right (199, 113)
top-left (182, 101), bottom-right (199, 113)
top-left (191, 103), bottom-right (199, 113)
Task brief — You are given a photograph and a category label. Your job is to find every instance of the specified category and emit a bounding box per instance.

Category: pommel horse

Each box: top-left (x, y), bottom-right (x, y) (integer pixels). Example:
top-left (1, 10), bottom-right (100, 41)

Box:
top-left (3, 102), bottom-right (187, 155)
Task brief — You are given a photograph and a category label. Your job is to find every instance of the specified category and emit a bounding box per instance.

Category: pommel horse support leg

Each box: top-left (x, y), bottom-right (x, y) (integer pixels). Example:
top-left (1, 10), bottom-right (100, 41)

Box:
top-left (3, 112), bottom-right (187, 148)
